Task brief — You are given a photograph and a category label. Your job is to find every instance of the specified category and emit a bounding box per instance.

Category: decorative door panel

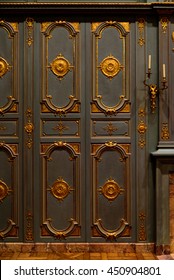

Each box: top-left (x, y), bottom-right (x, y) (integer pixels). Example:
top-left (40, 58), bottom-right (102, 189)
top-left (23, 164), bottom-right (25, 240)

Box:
top-left (90, 22), bottom-right (133, 241)
top-left (39, 21), bottom-right (84, 241)
top-left (0, 20), bottom-right (21, 240)
top-left (0, 18), bottom-right (137, 243)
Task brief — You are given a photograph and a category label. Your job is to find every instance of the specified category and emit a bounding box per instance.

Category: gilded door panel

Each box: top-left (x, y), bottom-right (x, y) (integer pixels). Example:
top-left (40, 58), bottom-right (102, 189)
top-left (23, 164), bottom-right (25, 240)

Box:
top-left (91, 22), bottom-right (130, 115)
top-left (91, 143), bottom-right (131, 240)
top-left (0, 144), bottom-right (18, 238)
top-left (0, 21), bottom-right (18, 114)
top-left (0, 20), bottom-right (20, 240)
top-left (41, 21), bottom-right (80, 114)
top-left (89, 21), bottom-right (133, 241)
top-left (39, 21), bottom-right (83, 241)
top-left (41, 142), bottom-right (81, 239)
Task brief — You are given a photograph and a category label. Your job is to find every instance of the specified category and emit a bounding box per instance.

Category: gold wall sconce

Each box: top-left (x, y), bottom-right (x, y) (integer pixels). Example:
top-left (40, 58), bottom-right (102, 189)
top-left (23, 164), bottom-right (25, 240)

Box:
top-left (144, 55), bottom-right (168, 113)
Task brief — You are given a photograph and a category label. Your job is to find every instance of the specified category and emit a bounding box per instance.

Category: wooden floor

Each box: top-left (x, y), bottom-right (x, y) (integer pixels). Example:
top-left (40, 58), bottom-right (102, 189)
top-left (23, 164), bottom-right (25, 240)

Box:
top-left (0, 252), bottom-right (158, 260)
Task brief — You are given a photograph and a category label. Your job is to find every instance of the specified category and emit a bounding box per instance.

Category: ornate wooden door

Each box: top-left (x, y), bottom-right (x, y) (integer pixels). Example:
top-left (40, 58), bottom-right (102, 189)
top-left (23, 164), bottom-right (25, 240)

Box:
top-left (0, 19), bottom-right (136, 243)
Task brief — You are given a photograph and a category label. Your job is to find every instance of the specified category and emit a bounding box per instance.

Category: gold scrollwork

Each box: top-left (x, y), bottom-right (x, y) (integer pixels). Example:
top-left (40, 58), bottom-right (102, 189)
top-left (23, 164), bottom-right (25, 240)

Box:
top-left (93, 218), bottom-right (130, 240)
top-left (139, 212), bottom-right (146, 241)
top-left (161, 17), bottom-right (168, 33)
top-left (0, 180), bottom-right (11, 202)
top-left (24, 108), bottom-right (34, 149)
top-left (103, 122), bottom-right (118, 136)
top-left (99, 55), bottom-right (123, 80)
top-left (99, 178), bottom-right (124, 202)
top-left (161, 122), bottom-right (170, 140)
top-left (49, 54), bottom-right (73, 80)
top-left (26, 17), bottom-right (34, 46)
top-left (137, 108), bottom-right (147, 148)
top-left (49, 177), bottom-right (73, 201)
top-left (138, 18), bottom-right (145, 46)
top-left (0, 57), bottom-right (10, 78)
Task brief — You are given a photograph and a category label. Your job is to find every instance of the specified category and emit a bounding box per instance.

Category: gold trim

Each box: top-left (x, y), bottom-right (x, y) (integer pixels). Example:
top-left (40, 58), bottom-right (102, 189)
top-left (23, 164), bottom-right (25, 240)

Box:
top-left (26, 17), bottom-right (34, 46)
top-left (0, 57), bottom-right (10, 78)
top-left (139, 212), bottom-right (146, 241)
top-left (99, 55), bottom-right (123, 80)
top-left (161, 122), bottom-right (170, 140)
top-left (138, 18), bottom-right (145, 46)
top-left (49, 53), bottom-right (73, 80)
top-left (161, 17), bottom-right (168, 33)
top-left (0, 180), bottom-right (11, 202)
top-left (137, 108), bottom-right (147, 148)
top-left (24, 108), bottom-right (34, 149)
top-left (49, 177), bottom-right (73, 201)
top-left (99, 178), bottom-right (124, 202)
top-left (42, 218), bottom-right (79, 239)
top-left (94, 218), bottom-right (130, 240)
top-left (103, 122), bottom-right (118, 136)
top-left (25, 211), bottom-right (34, 241)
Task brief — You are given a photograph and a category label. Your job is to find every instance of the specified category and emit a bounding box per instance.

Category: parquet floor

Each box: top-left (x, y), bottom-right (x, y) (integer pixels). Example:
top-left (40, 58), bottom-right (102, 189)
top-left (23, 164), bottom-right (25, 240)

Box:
top-left (0, 252), bottom-right (159, 260)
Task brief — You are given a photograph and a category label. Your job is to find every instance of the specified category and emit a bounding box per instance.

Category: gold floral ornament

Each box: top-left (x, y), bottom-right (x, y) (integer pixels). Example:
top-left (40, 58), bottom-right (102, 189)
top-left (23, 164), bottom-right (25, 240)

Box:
top-left (98, 178), bottom-right (124, 202)
top-left (49, 177), bottom-right (73, 201)
top-left (99, 55), bottom-right (123, 80)
top-left (0, 180), bottom-right (11, 202)
top-left (49, 54), bottom-right (73, 80)
top-left (0, 57), bottom-right (10, 78)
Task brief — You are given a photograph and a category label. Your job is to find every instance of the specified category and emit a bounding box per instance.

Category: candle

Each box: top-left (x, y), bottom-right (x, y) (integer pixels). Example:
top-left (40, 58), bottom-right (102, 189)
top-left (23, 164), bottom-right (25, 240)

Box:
top-left (163, 64), bottom-right (166, 79)
top-left (148, 55), bottom-right (151, 70)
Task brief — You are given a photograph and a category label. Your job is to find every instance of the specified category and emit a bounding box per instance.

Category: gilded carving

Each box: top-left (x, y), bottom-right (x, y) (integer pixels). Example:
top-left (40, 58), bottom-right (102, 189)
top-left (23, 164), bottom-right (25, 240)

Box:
top-left (52, 120), bottom-right (69, 136)
top-left (42, 218), bottom-right (79, 239)
top-left (25, 211), bottom-right (34, 241)
top-left (24, 108), bottom-right (34, 149)
top-left (103, 122), bottom-right (118, 136)
top-left (139, 212), bottom-right (146, 241)
top-left (161, 17), bottom-right (168, 33)
top-left (99, 55), bottom-right (123, 80)
top-left (49, 54), bottom-right (73, 80)
top-left (0, 180), bottom-right (11, 202)
top-left (0, 57), bottom-right (10, 78)
top-left (138, 18), bottom-right (145, 46)
top-left (93, 218), bottom-right (130, 240)
top-left (26, 18), bottom-right (34, 46)
top-left (91, 22), bottom-right (102, 32)
top-left (137, 108), bottom-right (147, 148)
top-left (99, 178), bottom-right (124, 202)
top-left (161, 123), bottom-right (170, 140)
top-left (49, 177), bottom-right (73, 201)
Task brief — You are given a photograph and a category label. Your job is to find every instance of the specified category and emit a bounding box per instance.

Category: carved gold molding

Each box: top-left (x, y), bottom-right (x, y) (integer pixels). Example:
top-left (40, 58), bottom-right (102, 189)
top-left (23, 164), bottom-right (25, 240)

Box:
top-left (49, 53), bottom-right (73, 80)
top-left (0, 219), bottom-right (16, 240)
top-left (0, 180), bottom-right (11, 202)
top-left (161, 17), bottom-right (168, 33)
top-left (42, 218), bottom-right (79, 240)
top-left (99, 55), bottom-right (123, 80)
top-left (137, 108), bottom-right (147, 148)
top-left (138, 18), bottom-right (145, 46)
top-left (161, 122), bottom-right (170, 140)
top-left (98, 178), bottom-right (124, 202)
top-left (93, 218), bottom-right (130, 240)
top-left (0, 57), bottom-right (11, 78)
top-left (25, 210), bottom-right (34, 241)
top-left (26, 18), bottom-right (34, 46)
top-left (48, 177), bottom-right (73, 201)
top-left (24, 108), bottom-right (34, 149)
top-left (138, 212), bottom-right (146, 241)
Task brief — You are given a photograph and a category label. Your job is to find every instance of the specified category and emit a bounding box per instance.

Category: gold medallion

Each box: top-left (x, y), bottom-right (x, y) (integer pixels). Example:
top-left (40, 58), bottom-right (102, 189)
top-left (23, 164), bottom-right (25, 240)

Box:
top-left (50, 177), bottom-right (73, 201)
top-left (0, 180), bottom-right (9, 202)
top-left (0, 57), bottom-right (10, 78)
top-left (50, 54), bottom-right (72, 80)
top-left (99, 55), bottom-right (123, 79)
top-left (99, 178), bottom-right (124, 201)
